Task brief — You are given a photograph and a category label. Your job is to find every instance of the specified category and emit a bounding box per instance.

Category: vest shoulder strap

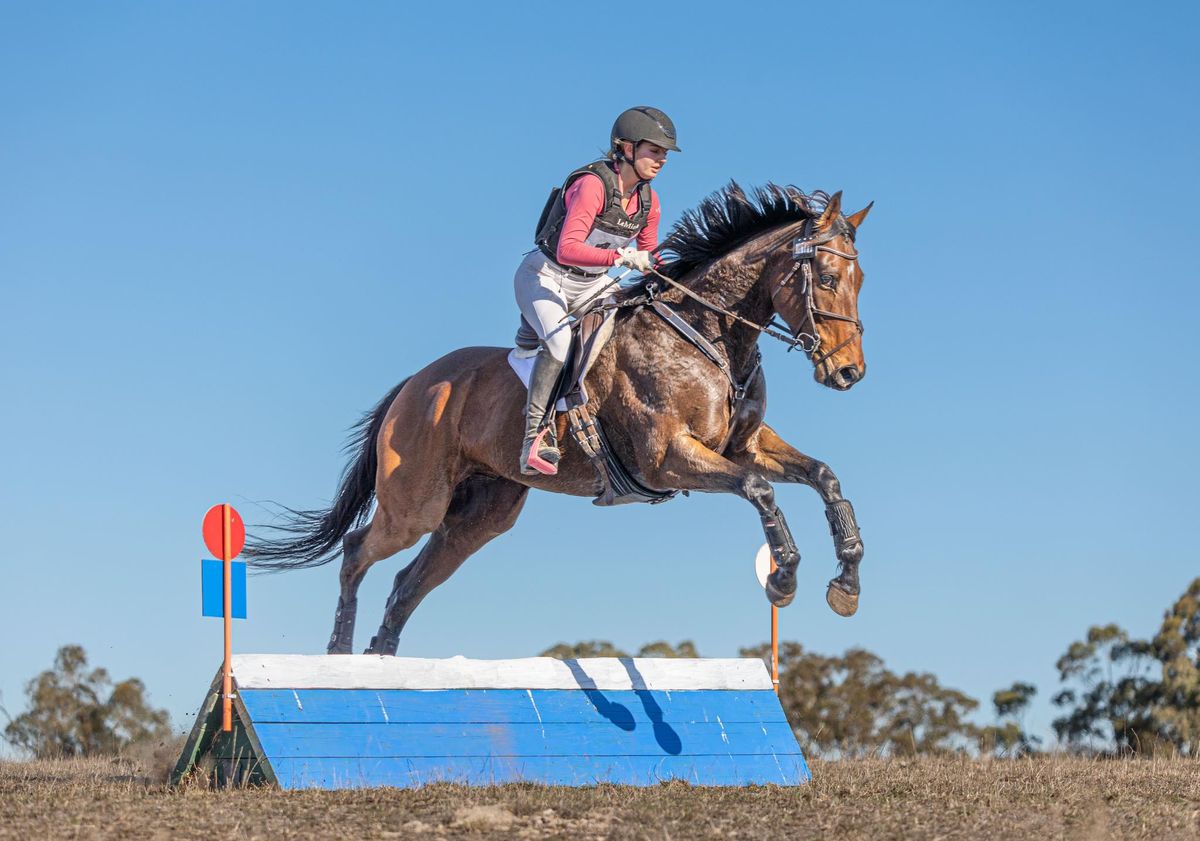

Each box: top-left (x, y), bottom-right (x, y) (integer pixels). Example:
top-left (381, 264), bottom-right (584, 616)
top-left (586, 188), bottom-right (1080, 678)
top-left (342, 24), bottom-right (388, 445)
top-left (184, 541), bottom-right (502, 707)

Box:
top-left (566, 160), bottom-right (622, 215)
top-left (637, 181), bottom-right (653, 220)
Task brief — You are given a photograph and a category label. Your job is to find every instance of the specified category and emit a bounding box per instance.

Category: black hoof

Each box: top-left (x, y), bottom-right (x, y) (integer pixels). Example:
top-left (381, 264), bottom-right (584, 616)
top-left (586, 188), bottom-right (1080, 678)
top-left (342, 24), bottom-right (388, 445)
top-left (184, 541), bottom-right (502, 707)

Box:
top-left (365, 630), bottom-right (398, 656)
top-left (766, 567), bottom-right (797, 608)
top-left (766, 584), bottom-right (795, 608)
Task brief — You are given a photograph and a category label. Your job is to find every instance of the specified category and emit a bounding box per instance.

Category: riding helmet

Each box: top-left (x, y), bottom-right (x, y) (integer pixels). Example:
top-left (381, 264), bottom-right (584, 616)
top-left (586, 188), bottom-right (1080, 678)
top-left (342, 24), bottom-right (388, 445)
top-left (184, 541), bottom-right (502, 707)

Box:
top-left (611, 106), bottom-right (681, 153)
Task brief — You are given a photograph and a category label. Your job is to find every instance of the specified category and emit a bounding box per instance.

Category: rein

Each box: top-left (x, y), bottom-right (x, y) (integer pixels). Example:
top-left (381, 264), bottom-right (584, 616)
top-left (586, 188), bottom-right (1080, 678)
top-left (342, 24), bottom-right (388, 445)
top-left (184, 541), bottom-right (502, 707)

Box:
top-left (646, 266), bottom-right (800, 347)
top-left (645, 217), bottom-right (863, 376)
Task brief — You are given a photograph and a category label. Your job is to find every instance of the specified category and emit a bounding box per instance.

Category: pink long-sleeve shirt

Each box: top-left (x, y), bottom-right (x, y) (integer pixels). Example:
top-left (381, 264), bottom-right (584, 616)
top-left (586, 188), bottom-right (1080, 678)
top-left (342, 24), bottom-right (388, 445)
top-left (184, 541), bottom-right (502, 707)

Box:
top-left (555, 171), bottom-right (661, 268)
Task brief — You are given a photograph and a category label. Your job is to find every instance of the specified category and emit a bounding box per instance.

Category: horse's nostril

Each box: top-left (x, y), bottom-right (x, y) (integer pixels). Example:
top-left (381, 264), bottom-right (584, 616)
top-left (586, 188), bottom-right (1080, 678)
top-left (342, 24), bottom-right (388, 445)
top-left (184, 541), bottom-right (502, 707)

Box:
top-left (836, 366), bottom-right (860, 386)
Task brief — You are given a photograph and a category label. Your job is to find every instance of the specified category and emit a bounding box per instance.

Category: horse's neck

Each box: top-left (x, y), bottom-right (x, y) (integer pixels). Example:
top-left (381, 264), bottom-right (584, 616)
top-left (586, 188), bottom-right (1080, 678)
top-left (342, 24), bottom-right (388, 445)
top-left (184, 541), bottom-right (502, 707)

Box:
top-left (672, 260), bottom-right (771, 380)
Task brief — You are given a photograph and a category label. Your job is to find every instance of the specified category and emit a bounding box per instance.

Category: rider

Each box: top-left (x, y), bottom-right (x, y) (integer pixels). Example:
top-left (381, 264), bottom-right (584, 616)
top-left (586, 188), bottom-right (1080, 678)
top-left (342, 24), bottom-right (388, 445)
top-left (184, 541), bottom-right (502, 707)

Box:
top-left (514, 106), bottom-right (680, 476)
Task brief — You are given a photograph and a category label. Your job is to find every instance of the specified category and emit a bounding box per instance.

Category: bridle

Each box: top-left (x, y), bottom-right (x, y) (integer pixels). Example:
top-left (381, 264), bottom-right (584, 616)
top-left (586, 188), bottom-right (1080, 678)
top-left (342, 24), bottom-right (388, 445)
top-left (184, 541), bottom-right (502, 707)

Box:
top-left (646, 216), bottom-right (864, 377)
top-left (777, 217), bottom-right (865, 376)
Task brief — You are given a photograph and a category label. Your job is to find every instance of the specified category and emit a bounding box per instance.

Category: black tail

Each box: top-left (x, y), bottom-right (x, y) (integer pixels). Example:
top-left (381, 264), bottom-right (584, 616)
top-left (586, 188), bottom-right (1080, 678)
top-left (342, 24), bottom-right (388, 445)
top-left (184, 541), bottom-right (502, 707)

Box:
top-left (244, 378), bottom-right (411, 572)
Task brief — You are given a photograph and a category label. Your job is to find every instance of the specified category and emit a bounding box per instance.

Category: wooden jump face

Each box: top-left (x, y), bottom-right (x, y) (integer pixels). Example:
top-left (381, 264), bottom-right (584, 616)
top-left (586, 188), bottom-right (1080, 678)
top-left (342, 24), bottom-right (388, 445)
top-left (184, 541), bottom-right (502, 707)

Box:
top-left (172, 655), bottom-right (810, 789)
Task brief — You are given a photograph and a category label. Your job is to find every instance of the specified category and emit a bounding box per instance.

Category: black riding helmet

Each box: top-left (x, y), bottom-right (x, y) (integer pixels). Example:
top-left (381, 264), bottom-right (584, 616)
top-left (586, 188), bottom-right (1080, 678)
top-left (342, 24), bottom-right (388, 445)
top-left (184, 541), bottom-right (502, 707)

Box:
top-left (611, 106), bottom-right (681, 154)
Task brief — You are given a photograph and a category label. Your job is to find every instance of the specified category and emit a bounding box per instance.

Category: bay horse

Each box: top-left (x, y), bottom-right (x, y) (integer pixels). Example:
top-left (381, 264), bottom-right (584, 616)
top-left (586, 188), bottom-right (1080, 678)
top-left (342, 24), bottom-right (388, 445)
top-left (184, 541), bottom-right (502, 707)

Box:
top-left (247, 184), bottom-right (873, 655)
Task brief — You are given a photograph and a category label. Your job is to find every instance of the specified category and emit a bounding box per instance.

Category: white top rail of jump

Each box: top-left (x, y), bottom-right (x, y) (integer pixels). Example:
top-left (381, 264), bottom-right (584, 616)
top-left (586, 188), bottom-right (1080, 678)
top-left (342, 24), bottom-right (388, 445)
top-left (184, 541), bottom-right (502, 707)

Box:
top-left (230, 654), bottom-right (772, 692)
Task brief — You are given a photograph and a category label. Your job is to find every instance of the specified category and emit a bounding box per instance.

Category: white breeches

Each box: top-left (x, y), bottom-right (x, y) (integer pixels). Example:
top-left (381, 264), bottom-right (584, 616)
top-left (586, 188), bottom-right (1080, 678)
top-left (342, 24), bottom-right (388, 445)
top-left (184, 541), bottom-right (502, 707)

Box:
top-left (513, 251), bottom-right (614, 363)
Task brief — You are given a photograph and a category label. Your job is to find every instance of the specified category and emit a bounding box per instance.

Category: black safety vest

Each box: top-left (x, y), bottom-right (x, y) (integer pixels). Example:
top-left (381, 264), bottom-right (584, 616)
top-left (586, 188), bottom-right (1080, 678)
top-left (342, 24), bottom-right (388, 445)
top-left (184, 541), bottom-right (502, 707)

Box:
top-left (534, 160), bottom-right (653, 273)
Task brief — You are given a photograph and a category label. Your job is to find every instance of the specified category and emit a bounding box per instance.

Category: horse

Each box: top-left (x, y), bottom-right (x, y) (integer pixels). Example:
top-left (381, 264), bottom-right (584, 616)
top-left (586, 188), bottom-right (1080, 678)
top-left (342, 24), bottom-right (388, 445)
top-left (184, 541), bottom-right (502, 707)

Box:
top-left (246, 183), bottom-right (873, 655)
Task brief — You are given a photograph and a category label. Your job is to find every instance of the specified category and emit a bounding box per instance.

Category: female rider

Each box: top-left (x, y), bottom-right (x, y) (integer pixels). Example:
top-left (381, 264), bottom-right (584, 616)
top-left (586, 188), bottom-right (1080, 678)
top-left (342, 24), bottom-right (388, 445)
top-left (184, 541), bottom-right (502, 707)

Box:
top-left (514, 106), bottom-right (680, 476)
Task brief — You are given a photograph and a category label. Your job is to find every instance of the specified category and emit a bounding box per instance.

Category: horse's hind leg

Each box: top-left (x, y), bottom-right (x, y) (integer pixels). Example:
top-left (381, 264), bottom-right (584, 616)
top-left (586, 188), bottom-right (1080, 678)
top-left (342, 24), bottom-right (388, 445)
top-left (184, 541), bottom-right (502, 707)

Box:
top-left (326, 514), bottom-right (433, 653)
top-left (327, 526), bottom-right (374, 654)
top-left (327, 528), bottom-right (363, 653)
top-left (365, 474), bottom-right (529, 655)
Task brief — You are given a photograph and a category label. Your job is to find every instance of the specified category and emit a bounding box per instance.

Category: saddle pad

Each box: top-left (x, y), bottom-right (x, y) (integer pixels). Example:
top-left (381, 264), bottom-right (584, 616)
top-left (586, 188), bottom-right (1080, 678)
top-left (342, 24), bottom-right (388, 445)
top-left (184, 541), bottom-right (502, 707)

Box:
top-left (507, 348), bottom-right (573, 411)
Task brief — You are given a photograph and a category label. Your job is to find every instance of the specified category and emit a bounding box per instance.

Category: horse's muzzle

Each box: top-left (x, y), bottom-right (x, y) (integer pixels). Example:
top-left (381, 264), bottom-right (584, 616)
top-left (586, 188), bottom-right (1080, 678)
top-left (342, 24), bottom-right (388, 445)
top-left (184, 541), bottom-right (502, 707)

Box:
top-left (824, 365), bottom-right (863, 391)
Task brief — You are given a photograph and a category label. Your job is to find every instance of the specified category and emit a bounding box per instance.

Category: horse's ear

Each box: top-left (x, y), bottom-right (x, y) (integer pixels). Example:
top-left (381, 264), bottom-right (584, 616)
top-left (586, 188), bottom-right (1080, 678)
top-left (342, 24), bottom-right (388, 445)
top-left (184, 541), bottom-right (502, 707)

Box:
top-left (846, 201), bottom-right (874, 230)
top-left (817, 191), bottom-right (843, 230)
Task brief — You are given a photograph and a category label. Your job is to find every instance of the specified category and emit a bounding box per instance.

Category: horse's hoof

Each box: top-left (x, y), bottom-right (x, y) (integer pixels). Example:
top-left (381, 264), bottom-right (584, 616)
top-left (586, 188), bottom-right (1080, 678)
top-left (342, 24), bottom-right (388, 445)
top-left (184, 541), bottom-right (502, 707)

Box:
top-left (765, 572), bottom-right (796, 608)
top-left (766, 586), bottom-right (795, 608)
top-left (364, 632), bottom-right (399, 656)
top-left (826, 583), bottom-right (859, 617)
top-left (327, 640), bottom-right (352, 655)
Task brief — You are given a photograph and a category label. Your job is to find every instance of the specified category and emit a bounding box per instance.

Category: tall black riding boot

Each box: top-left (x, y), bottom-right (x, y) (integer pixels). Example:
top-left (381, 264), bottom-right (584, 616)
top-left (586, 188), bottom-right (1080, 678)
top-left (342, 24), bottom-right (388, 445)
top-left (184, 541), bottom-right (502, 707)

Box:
top-left (520, 350), bottom-right (564, 475)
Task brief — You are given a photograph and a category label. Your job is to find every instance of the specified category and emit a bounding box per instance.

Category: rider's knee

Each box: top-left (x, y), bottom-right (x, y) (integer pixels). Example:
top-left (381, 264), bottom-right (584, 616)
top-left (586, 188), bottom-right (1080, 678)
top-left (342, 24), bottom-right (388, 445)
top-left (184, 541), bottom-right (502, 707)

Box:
top-left (542, 333), bottom-right (570, 363)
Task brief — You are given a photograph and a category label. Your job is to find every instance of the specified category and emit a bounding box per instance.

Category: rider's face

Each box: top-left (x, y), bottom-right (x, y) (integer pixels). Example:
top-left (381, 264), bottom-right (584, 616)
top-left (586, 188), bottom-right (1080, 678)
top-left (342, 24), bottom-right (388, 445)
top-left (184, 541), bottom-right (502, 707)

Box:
top-left (623, 141), bottom-right (668, 180)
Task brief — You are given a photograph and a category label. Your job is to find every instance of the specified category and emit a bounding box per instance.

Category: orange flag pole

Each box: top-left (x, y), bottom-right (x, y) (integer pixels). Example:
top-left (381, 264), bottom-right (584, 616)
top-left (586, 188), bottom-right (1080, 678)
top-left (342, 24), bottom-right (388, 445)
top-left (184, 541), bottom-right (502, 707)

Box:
top-left (222, 503), bottom-right (233, 732)
top-left (770, 555), bottom-right (779, 695)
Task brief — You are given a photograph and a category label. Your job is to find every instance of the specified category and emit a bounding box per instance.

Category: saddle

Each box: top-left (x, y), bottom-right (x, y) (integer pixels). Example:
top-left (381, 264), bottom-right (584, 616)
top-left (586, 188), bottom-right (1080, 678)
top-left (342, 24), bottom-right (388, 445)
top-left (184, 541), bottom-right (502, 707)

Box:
top-left (511, 302), bottom-right (676, 507)
top-left (513, 307), bottom-right (610, 410)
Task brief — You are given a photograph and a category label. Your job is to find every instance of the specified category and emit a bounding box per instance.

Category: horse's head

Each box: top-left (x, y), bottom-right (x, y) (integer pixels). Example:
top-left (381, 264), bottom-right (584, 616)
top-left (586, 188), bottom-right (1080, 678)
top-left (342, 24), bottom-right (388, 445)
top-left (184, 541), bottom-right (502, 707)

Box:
top-left (766, 191), bottom-right (873, 390)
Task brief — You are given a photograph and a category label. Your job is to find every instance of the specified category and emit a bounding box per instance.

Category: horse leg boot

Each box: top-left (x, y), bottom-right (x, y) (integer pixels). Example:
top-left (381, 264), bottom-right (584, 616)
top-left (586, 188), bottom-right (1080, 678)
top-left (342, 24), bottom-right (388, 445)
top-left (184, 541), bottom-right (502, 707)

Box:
top-left (327, 527), bottom-right (370, 654)
top-left (520, 350), bottom-right (563, 476)
top-left (823, 499), bottom-right (863, 616)
top-left (761, 506), bottom-right (802, 608)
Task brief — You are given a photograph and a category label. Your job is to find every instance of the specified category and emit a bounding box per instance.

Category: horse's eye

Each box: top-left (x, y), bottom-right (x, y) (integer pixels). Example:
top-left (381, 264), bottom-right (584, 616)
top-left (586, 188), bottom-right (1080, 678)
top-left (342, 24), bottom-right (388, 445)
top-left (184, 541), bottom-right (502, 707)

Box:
top-left (819, 274), bottom-right (837, 288)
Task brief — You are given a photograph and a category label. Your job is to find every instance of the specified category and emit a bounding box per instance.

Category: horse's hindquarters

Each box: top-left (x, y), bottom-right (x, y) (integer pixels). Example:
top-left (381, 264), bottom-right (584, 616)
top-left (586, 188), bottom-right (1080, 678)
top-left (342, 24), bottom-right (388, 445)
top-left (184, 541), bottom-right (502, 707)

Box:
top-left (384, 346), bottom-right (602, 500)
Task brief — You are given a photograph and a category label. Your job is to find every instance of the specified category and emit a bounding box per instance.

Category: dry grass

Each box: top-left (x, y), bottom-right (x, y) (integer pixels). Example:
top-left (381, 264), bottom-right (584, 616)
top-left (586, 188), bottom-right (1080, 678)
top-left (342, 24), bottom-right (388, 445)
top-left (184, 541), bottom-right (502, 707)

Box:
top-left (0, 754), bottom-right (1197, 840)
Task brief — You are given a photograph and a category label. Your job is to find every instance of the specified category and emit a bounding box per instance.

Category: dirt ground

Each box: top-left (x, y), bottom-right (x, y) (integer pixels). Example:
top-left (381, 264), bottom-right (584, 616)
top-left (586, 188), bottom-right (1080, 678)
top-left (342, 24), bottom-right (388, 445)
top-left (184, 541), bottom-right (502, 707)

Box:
top-left (1, 753), bottom-right (1197, 840)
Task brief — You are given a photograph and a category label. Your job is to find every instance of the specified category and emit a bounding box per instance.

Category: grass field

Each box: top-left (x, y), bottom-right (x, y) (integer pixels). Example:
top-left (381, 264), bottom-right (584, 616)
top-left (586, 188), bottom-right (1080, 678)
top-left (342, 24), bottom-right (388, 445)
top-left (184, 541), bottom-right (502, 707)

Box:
top-left (1, 753), bottom-right (1197, 840)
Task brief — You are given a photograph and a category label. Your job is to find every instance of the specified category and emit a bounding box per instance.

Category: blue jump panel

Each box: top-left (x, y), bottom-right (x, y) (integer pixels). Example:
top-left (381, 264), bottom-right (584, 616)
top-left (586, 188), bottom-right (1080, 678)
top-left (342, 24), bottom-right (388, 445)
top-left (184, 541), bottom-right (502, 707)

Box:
top-left (252, 721), bottom-right (800, 758)
top-left (271, 753), bottom-right (810, 789)
top-left (238, 688), bottom-right (808, 788)
top-left (239, 688), bottom-right (789, 725)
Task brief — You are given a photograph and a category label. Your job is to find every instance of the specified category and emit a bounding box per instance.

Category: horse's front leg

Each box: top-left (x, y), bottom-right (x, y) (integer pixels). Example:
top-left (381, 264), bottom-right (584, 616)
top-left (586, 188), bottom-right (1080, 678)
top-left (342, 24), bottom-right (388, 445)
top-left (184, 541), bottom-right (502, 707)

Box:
top-left (647, 436), bottom-right (802, 608)
top-left (727, 423), bottom-right (863, 617)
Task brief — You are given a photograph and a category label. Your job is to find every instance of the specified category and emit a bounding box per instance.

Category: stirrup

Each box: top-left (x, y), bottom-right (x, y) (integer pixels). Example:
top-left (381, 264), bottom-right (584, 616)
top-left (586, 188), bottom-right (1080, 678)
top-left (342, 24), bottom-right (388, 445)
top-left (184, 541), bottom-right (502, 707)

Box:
top-left (522, 427), bottom-right (559, 476)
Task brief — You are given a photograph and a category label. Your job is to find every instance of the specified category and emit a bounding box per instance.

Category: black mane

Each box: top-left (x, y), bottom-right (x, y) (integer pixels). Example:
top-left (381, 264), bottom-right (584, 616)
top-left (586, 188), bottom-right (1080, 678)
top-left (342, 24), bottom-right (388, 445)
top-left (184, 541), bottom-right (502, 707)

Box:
top-left (657, 183), bottom-right (827, 280)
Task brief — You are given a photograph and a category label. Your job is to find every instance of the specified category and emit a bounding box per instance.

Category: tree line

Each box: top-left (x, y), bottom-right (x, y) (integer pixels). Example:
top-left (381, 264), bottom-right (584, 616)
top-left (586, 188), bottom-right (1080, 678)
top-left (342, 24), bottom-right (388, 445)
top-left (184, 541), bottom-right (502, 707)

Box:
top-left (2, 645), bottom-right (171, 758)
top-left (5, 578), bottom-right (1197, 759)
top-left (542, 576), bottom-right (1200, 758)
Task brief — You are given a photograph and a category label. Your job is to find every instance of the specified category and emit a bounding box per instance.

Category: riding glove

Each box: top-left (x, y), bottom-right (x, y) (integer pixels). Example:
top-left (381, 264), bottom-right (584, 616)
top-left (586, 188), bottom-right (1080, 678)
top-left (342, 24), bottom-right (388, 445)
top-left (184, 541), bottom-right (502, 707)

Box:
top-left (615, 247), bottom-right (654, 272)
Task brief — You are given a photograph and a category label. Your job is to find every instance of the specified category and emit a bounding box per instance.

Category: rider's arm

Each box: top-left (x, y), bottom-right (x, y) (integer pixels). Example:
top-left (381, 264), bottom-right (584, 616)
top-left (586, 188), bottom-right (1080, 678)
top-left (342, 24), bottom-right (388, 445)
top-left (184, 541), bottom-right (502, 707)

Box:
top-left (556, 174), bottom-right (619, 269)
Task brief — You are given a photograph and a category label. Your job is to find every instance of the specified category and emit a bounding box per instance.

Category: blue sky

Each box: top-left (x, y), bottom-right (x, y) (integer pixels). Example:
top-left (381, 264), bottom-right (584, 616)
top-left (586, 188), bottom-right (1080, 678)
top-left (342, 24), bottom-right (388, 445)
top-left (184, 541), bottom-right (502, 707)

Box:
top-left (1, 1), bottom-right (1196, 749)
